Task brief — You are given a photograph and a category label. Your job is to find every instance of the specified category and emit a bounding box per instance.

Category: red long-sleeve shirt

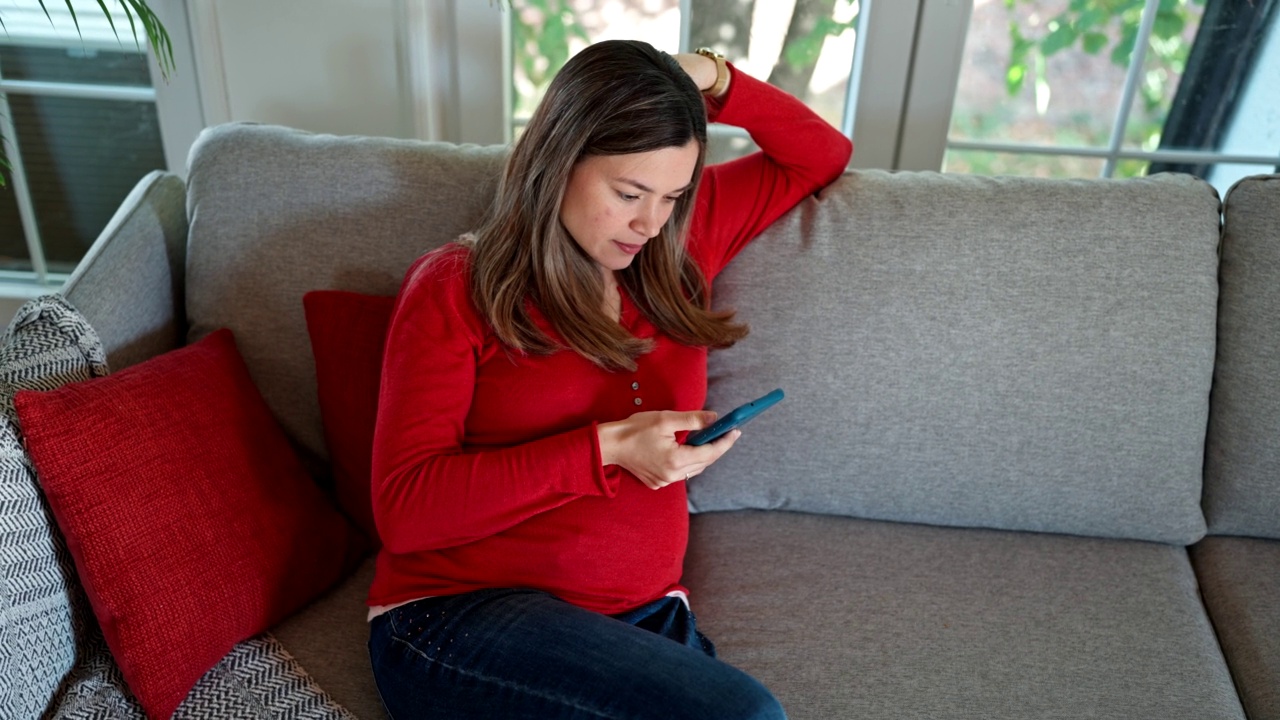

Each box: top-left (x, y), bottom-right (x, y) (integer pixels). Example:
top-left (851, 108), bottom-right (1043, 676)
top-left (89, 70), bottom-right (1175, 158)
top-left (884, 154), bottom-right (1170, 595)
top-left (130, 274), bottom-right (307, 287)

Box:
top-left (368, 65), bottom-right (853, 615)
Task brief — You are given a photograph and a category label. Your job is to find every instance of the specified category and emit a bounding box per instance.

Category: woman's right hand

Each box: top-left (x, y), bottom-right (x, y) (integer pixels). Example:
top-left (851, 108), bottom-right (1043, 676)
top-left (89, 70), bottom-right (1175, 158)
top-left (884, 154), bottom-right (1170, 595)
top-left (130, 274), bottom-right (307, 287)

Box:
top-left (597, 411), bottom-right (742, 490)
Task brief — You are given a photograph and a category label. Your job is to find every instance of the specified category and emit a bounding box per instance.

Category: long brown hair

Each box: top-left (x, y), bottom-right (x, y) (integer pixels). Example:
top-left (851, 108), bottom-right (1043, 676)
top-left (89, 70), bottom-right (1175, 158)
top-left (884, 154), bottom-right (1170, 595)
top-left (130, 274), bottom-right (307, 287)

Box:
top-left (464, 39), bottom-right (748, 372)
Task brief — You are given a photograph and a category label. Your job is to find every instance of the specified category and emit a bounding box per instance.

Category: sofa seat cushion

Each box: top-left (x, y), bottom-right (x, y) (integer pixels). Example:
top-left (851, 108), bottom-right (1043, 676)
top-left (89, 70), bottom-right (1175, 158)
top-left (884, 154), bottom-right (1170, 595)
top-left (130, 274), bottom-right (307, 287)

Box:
top-left (1191, 536), bottom-right (1280, 720)
top-left (271, 557), bottom-right (388, 720)
top-left (684, 511), bottom-right (1244, 720)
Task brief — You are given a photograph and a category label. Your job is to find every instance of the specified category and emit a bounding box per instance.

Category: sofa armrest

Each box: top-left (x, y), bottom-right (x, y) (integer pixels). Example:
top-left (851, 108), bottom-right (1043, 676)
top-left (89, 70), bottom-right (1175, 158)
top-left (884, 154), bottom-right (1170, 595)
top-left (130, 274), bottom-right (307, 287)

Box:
top-left (62, 170), bottom-right (188, 372)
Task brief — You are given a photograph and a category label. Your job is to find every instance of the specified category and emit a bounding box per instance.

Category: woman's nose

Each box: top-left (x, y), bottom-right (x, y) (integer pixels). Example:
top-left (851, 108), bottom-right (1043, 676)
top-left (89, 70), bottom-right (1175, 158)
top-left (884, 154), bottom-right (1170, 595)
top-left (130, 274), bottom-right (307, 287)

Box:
top-left (631, 202), bottom-right (663, 238)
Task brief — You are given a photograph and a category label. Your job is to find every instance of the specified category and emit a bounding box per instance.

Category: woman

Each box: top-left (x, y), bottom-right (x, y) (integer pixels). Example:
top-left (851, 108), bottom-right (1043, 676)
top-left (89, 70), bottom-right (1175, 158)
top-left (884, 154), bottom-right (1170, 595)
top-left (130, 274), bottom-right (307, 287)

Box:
top-left (367, 39), bottom-right (851, 719)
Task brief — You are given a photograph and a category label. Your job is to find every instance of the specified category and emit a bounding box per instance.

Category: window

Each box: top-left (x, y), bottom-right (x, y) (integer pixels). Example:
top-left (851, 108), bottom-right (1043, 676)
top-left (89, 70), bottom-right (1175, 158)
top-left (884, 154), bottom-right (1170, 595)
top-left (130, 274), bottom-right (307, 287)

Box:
top-left (0, 1), bottom-right (169, 291)
top-left (482, 0), bottom-right (1277, 194)
top-left (940, 0), bottom-right (1279, 193)
top-left (508, 0), bottom-right (859, 162)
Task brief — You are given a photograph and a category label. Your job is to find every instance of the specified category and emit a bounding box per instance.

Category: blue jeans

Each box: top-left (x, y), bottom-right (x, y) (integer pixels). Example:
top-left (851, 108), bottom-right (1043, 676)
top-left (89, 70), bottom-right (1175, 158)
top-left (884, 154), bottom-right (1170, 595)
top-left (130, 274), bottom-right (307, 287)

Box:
top-left (368, 588), bottom-right (787, 719)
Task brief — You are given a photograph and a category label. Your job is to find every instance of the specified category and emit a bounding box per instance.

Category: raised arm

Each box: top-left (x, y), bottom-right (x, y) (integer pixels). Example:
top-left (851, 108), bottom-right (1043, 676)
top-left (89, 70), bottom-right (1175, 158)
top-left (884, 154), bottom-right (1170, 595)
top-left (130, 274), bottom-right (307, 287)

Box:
top-left (689, 62), bottom-right (854, 278)
top-left (371, 248), bottom-right (616, 555)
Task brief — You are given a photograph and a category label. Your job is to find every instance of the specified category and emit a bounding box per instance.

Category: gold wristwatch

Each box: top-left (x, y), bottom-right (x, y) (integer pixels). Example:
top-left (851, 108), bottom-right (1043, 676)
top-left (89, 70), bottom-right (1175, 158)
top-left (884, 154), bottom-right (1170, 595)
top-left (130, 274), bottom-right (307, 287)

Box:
top-left (694, 47), bottom-right (729, 98)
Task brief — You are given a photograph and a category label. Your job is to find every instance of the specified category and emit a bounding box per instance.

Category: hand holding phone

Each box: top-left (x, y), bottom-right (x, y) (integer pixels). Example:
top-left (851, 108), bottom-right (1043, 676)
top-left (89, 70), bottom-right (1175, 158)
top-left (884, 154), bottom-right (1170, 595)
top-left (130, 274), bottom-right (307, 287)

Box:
top-left (684, 389), bottom-right (784, 446)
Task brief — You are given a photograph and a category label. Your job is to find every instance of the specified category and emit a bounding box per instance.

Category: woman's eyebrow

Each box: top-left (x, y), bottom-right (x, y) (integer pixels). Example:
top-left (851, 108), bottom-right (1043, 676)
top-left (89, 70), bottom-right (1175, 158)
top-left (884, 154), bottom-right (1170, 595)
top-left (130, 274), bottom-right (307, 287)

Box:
top-left (617, 178), bottom-right (695, 194)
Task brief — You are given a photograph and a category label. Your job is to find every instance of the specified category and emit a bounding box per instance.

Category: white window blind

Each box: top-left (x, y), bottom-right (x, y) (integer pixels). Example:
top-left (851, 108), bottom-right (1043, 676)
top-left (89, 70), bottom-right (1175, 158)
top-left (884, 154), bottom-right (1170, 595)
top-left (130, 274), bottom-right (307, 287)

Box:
top-left (2, 0), bottom-right (149, 51)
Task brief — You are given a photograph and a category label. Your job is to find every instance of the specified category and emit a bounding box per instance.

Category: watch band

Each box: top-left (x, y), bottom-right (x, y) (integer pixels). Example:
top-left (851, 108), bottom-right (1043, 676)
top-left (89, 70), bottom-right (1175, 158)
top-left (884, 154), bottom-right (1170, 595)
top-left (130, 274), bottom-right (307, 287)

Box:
top-left (694, 47), bottom-right (730, 98)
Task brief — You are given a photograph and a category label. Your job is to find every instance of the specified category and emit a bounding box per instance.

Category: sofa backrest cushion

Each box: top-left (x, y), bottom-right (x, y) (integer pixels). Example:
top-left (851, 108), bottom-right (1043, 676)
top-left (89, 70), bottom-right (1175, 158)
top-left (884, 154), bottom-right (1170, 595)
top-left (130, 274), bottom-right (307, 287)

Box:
top-left (184, 123), bottom-right (505, 466)
top-left (1203, 173), bottom-right (1280, 539)
top-left (184, 124), bottom-right (1221, 545)
top-left (689, 171), bottom-right (1220, 545)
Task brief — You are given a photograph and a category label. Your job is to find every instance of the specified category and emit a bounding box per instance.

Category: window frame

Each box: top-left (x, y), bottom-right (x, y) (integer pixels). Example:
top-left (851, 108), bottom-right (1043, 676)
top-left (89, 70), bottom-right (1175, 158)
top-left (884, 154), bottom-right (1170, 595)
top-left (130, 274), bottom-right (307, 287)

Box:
top-left (0, 0), bottom-right (202, 294)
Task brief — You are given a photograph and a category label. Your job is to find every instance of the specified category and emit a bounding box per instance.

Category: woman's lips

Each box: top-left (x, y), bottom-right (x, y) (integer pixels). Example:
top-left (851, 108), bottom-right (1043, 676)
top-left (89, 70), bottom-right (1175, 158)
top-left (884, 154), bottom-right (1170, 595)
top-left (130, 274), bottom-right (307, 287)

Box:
top-left (614, 241), bottom-right (644, 255)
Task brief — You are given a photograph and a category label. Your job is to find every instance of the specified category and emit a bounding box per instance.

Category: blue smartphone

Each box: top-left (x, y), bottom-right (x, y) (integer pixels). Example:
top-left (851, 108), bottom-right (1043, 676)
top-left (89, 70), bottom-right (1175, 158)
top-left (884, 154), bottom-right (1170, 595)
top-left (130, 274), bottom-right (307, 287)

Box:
top-left (684, 389), bottom-right (785, 446)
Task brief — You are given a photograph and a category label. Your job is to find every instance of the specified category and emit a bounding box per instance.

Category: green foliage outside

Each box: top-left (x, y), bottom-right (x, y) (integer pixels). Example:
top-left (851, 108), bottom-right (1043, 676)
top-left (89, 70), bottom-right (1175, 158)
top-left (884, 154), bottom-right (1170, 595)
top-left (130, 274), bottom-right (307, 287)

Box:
top-left (0, 0), bottom-right (172, 187)
top-left (510, 0), bottom-right (590, 119)
top-left (985, 0), bottom-right (1205, 178)
top-left (778, 10), bottom-right (858, 73)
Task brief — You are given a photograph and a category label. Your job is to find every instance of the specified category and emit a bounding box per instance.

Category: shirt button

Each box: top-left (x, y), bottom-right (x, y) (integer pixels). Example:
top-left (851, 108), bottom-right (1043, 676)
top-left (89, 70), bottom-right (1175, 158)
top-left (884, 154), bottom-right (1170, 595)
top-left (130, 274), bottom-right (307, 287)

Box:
top-left (634, 398), bottom-right (642, 406)
top-left (631, 382), bottom-right (640, 390)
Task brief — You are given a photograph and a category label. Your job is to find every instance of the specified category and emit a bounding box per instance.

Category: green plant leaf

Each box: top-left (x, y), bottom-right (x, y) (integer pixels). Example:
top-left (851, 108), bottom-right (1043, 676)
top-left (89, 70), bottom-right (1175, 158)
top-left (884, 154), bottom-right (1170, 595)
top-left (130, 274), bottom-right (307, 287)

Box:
top-left (92, 0), bottom-right (121, 43)
top-left (35, 0), bottom-right (55, 29)
top-left (1006, 63), bottom-right (1026, 96)
top-left (117, 0), bottom-right (141, 49)
top-left (781, 15), bottom-right (854, 71)
top-left (543, 13), bottom-right (568, 75)
top-left (1111, 24), bottom-right (1137, 65)
top-left (1005, 19), bottom-right (1031, 97)
top-left (1082, 31), bottom-right (1108, 54)
top-left (1077, 8), bottom-right (1108, 31)
top-left (1009, 21), bottom-right (1030, 61)
top-left (126, 0), bottom-right (176, 79)
top-left (1152, 10), bottom-right (1184, 40)
top-left (57, 0), bottom-right (81, 40)
top-left (1040, 21), bottom-right (1078, 56)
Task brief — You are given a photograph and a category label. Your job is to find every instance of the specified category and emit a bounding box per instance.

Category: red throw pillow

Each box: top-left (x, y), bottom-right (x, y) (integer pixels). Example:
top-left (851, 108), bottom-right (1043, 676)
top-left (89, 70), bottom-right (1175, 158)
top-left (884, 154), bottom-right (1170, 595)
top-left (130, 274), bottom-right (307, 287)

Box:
top-left (303, 290), bottom-right (395, 546)
top-left (14, 329), bottom-right (360, 720)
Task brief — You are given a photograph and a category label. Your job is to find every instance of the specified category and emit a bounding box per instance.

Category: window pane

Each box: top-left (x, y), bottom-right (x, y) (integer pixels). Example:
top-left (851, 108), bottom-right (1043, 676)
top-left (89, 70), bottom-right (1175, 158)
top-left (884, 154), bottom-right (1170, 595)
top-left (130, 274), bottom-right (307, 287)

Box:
top-left (1136, 0), bottom-right (1278, 159)
top-left (945, 0), bottom-right (1276, 188)
top-left (7, 94), bottom-right (165, 271)
top-left (943, 149), bottom-right (1105, 178)
top-left (949, 0), bottom-right (1134, 149)
top-left (0, 162), bottom-right (32, 272)
top-left (688, 0), bottom-right (857, 131)
top-left (1118, 0), bottom-right (1206, 151)
top-left (511, 0), bottom-right (680, 122)
top-left (0, 44), bottom-right (152, 86)
top-left (509, 0), bottom-right (857, 156)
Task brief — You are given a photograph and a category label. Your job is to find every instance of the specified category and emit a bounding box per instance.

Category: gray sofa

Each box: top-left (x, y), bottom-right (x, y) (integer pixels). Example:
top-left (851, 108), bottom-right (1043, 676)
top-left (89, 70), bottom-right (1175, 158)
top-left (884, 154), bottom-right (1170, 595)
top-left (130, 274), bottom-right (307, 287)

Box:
top-left (58, 122), bottom-right (1280, 719)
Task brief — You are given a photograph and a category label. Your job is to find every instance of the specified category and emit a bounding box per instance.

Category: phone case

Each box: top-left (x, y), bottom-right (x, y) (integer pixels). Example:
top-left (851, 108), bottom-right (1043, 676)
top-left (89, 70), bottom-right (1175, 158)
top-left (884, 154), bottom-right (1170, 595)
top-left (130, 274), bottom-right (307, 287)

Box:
top-left (685, 388), bottom-right (785, 446)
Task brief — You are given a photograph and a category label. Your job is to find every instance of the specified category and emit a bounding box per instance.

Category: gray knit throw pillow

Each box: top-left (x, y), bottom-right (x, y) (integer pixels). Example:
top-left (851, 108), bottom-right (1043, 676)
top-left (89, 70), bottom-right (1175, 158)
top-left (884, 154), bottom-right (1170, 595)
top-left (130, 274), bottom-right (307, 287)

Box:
top-left (0, 295), bottom-right (109, 716)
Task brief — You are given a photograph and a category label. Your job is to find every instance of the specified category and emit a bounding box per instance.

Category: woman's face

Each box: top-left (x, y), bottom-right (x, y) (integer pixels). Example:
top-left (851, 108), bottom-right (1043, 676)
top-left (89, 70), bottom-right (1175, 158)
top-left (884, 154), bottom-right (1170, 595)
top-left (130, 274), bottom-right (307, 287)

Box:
top-left (559, 141), bottom-right (700, 281)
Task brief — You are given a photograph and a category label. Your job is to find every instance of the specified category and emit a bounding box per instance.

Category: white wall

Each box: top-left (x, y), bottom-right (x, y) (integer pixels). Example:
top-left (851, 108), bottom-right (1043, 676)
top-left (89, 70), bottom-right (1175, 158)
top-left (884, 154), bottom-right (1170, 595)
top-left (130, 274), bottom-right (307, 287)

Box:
top-left (191, 0), bottom-right (412, 139)
top-left (1, 0), bottom-right (499, 326)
